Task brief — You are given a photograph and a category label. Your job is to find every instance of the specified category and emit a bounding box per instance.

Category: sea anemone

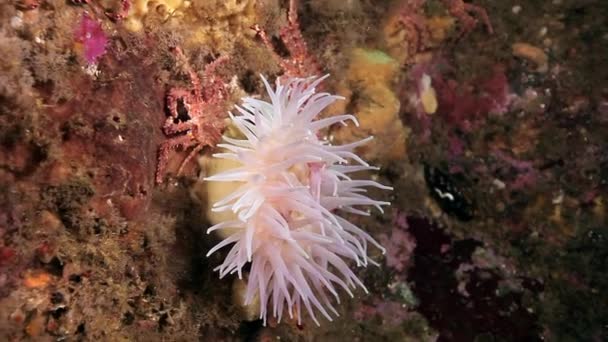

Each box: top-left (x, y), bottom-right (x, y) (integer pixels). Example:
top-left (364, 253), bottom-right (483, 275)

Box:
top-left (205, 75), bottom-right (391, 325)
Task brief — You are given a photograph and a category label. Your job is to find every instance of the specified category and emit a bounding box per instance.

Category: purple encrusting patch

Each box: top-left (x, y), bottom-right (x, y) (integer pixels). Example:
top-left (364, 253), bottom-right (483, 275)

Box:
top-left (379, 211), bottom-right (416, 274)
top-left (74, 13), bottom-right (107, 64)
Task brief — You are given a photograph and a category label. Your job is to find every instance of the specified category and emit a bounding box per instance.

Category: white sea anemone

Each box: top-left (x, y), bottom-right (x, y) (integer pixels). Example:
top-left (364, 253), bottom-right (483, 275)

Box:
top-left (205, 75), bottom-right (391, 325)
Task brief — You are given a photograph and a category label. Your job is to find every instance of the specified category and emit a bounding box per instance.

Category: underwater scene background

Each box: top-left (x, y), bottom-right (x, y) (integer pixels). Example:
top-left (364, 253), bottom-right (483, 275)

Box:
top-left (0, 0), bottom-right (606, 341)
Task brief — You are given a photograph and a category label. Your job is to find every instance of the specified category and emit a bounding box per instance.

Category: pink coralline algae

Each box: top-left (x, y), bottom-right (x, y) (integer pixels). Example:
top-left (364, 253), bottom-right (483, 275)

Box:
top-left (74, 13), bottom-right (108, 64)
top-left (252, 0), bottom-right (321, 79)
top-left (492, 149), bottom-right (539, 190)
top-left (434, 64), bottom-right (512, 132)
top-left (442, 0), bottom-right (493, 36)
top-left (155, 47), bottom-right (229, 184)
top-left (205, 75), bottom-right (391, 325)
top-left (379, 211), bottom-right (416, 274)
top-left (354, 299), bottom-right (410, 326)
top-left (448, 134), bottom-right (465, 158)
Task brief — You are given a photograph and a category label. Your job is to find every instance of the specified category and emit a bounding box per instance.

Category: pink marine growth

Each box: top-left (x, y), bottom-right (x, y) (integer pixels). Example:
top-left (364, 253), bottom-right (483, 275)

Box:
top-left (434, 64), bottom-right (511, 132)
top-left (442, 0), bottom-right (493, 36)
top-left (379, 211), bottom-right (416, 274)
top-left (390, 0), bottom-right (431, 61)
top-left (205, 75), bottom-right (391, 325)
top-left (389, 0), bottom-right (492, 63)
top-left (156, 47), bottom-right (229, 184)
top-left (252, 0), bottom-right (321, 79)
top-left (74, 12), bottom-right (108, 64)
top-left (354, 298), bottom-right (412, 326)
top-left (492, 149), bottom-right (539, 190)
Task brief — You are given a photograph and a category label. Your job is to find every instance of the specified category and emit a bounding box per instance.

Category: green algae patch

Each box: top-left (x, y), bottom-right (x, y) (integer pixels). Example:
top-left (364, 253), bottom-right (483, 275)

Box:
top-left (359, 49), bottom-right (396, 65)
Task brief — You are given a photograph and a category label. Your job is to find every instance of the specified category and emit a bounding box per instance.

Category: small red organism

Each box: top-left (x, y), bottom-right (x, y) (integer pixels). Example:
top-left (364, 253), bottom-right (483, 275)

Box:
top-left (35, 242), bottom-right (54, 263)
top-left (155, 47), bottom-right (229, 184)
top-left (0, 247), bottom-right (16, 266)
top-left (15, 0), bottom-right (42, 10)
top-left (70, 0), bottom-right (130, 22)
top-left (385, 0), bottom-right (431, 62)
top-left (442, 0), bottom-right (493, 36)
top-left (100, 0), bottom-right (130, 21)
top-left (252, 0), bottom-right (321, 79)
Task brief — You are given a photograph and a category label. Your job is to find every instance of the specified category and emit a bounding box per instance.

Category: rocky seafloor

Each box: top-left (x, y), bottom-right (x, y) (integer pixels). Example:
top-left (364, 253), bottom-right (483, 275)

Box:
top-left (0, 0), bottom-right (606, 341)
